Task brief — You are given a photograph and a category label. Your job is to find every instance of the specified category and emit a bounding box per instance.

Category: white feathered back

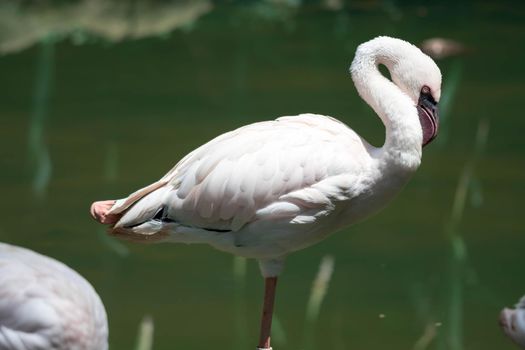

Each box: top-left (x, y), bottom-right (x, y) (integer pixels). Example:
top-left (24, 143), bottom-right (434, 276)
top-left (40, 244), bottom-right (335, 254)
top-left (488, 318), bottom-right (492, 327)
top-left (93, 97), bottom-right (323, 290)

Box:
top-left (0, 243), bottom-right (108, 350)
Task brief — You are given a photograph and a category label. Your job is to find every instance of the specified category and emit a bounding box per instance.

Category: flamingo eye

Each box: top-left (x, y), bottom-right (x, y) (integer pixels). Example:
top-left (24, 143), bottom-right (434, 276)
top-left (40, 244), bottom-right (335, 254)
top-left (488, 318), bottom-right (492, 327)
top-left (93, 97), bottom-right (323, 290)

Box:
top-left (420, 85), bottom-right (436, 105)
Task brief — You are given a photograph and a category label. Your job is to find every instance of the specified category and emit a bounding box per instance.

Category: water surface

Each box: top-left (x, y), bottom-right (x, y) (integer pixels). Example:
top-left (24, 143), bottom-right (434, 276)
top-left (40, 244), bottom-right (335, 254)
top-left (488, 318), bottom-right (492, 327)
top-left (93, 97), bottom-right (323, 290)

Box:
top-left (0, 1), bottom-right (524, 349)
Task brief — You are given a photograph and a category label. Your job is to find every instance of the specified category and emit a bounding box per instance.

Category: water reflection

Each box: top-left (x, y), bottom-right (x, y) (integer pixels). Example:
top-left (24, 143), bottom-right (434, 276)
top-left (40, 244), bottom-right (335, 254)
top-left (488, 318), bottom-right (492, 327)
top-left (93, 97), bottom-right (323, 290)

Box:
top-left (28, 38), bottom-right (54, 199)
top-left (303, 255), bottom-right (335, 350)
top-left (434, 59), bottom-right (463, 147)
top-left (0, 0), bottom-right (212, 54)
top-left (440, 119), bottom-right (490, 350)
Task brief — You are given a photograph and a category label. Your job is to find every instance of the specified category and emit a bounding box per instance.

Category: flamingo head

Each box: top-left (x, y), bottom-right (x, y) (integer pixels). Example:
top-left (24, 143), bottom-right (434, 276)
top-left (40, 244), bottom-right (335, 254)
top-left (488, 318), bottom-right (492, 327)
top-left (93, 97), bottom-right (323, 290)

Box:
top-left (385, 37), bottom-right (442, 146)
top-left (499, 298), bottom-right (525, 348)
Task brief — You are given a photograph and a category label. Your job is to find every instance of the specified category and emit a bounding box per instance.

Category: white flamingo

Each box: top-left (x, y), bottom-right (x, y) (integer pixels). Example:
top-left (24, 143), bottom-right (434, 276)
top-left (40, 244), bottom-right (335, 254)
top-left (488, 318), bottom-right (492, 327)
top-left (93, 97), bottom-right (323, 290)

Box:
top-left (91, 36), bottom-right (441, 349)
top-left (0, 243), bottom-right (108, 350)
top-left (500, 295), bottom-right (525, 348)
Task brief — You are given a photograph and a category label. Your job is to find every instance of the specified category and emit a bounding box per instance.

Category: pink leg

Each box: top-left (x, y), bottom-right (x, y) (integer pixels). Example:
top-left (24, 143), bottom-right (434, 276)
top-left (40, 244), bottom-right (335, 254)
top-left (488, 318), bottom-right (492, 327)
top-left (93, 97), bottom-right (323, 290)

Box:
top-left (90, 200), bottom-right (119, 224)
top-left (258, 277), bottom-right (278, 349)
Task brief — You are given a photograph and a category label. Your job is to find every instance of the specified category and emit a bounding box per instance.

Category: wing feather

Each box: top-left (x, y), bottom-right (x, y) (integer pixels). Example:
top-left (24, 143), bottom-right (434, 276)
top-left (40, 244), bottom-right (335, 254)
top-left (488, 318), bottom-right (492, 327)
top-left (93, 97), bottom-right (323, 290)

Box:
top-left (116, 114), bottom-right (370, 232)
top-left (164, 114), bottom-right (368, 230)
top-left (0, 244), bottom-right (108, 350)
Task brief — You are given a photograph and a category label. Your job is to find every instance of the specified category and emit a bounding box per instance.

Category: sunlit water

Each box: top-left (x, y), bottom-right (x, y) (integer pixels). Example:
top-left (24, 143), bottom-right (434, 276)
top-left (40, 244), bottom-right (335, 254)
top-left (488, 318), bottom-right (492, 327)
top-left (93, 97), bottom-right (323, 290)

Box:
top-left (0, 1), bottom-right (524, 349)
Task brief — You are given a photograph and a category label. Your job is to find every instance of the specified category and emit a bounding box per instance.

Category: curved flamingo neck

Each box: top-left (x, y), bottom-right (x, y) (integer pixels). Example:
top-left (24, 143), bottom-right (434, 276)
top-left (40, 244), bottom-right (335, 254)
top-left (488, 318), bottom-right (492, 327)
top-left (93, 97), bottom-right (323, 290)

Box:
top-left (350, 39), bottom-right (423, 172)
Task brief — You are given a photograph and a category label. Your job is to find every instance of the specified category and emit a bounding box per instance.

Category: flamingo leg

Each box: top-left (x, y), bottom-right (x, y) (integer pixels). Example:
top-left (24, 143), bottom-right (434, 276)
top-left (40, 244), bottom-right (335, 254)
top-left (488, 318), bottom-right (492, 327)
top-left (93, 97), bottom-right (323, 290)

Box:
top-left (258, 277), bottom-right (278, 349)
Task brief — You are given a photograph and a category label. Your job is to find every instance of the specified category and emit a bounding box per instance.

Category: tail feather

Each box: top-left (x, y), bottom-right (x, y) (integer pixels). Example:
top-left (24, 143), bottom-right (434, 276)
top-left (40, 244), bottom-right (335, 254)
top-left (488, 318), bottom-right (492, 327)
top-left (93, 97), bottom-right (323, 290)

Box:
top-left (113, 186), bottom-right (171, 230)
top-left (107, 180), bottom-right (169, 216)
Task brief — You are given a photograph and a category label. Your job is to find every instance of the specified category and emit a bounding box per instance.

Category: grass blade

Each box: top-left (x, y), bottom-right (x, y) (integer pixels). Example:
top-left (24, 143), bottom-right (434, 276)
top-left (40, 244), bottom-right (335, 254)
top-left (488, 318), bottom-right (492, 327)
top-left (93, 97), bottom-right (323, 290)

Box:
top-left (135, 315), bottom-right (154, 350)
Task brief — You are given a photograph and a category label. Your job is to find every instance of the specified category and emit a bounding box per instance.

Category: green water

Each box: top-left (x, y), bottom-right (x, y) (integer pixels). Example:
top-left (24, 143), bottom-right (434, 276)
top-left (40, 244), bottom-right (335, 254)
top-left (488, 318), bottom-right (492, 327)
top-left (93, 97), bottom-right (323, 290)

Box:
top-left (1, 1), bottom-right (524, 349)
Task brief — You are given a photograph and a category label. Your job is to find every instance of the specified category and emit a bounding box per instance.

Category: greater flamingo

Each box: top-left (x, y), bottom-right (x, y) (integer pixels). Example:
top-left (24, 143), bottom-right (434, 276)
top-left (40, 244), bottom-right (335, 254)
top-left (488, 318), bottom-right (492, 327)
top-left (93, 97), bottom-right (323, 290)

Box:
top-left (0, 243), bottom-right (108, 350)
top-left (500, 295), bottom-right (525, 348)
top-left (91, 36), bottom-right (441, 349)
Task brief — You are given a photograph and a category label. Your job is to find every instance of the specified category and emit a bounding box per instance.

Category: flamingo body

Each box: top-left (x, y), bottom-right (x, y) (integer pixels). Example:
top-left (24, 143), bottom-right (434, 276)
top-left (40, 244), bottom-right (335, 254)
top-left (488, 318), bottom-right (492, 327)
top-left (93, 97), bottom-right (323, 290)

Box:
top-left (91, 36), bottom-right (442, 349)
top-left (99, 37), bottom-right (441, 277)
top-left (107, 113), bottom-right (414, 273)
top-left (0, 243), bottom-right (108, 350)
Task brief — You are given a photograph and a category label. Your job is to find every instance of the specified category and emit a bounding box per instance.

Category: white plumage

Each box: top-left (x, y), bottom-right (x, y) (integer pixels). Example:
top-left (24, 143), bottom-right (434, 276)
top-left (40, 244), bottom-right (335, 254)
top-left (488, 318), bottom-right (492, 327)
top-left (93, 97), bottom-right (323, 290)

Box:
top-left (500, 295), bottom-right (525, 348)
top-left (110, 114), bottom-right (371, 270)
top-left (91, 36), bottom-right (442, 349)
top-left (98, 36), bottom-right (441, 277)
top-left (0, 243), bottom-right (108, 350)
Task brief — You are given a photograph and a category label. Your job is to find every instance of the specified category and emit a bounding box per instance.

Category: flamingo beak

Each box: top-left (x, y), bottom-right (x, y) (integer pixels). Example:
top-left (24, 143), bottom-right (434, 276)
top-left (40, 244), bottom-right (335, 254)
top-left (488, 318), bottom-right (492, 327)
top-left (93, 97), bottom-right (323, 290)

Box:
top-left (417, 93), bottom-right (439, 147)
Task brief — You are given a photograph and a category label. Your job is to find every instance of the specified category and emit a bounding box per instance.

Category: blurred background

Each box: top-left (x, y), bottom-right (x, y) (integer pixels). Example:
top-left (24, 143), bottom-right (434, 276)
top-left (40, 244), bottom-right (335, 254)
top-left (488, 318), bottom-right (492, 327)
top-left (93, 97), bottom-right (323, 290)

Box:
top-left (0, 0), bottom-right (524, 349)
